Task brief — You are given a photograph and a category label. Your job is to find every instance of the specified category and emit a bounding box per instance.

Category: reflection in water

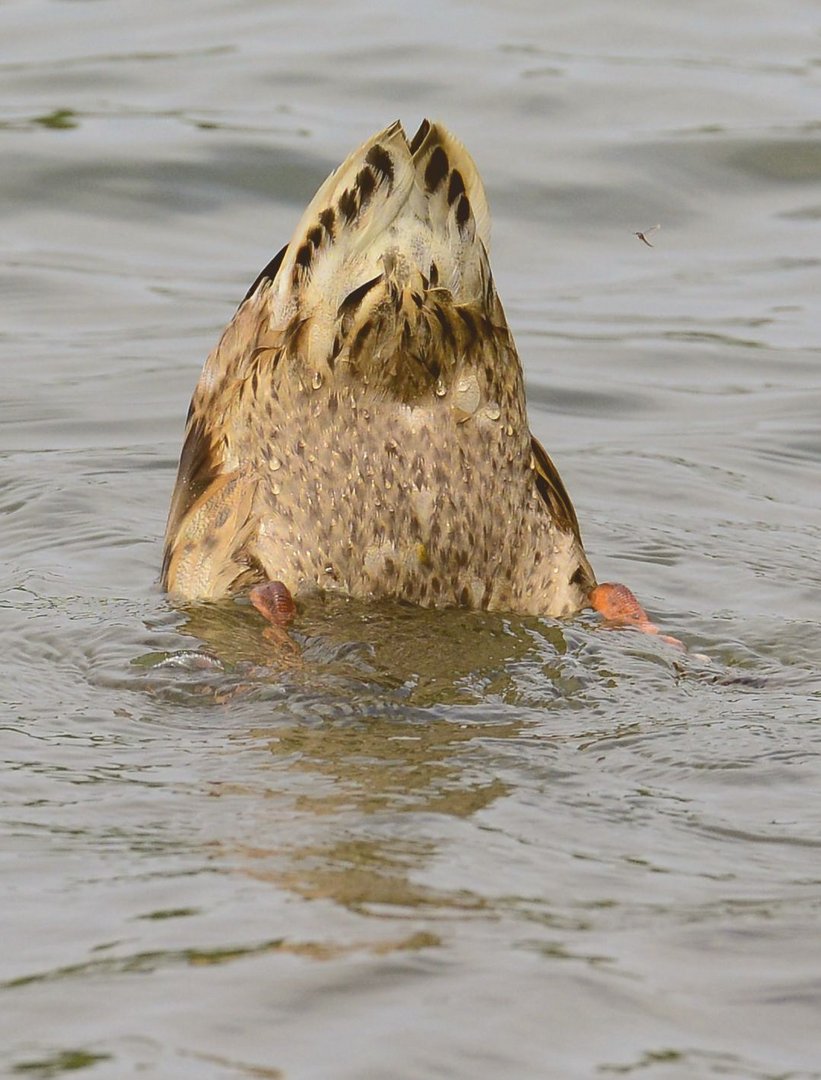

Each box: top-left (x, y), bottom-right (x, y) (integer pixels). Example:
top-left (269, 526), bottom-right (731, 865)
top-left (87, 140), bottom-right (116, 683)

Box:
top-left (150, 596), bottom-right (554, 918)
top-left (135, 593), bottom-right (800, 948)
top-left (145, 591), bottom-right (583, 707)
top-left (236, 714), bottom-right (515, 916)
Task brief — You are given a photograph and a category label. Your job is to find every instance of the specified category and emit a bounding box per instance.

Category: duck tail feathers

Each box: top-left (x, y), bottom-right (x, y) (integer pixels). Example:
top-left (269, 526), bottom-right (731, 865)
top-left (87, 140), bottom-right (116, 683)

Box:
top-left (260, 119), bottom-right (492, 330)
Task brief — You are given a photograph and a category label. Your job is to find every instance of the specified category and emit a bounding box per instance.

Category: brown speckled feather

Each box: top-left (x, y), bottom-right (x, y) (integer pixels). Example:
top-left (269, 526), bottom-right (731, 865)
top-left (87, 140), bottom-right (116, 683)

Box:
top-left (163, 120), bottom-right (596, 615)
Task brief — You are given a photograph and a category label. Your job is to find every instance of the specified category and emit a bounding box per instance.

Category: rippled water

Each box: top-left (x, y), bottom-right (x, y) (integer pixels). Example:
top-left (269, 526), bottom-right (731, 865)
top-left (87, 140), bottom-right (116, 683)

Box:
top-left (3, 2), bottom-right (821, 1077)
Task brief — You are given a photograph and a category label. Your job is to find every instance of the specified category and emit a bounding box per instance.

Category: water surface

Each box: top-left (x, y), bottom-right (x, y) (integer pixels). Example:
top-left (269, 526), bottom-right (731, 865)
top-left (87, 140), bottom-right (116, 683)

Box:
top-left (2, 2), bottom-right (821, 1077)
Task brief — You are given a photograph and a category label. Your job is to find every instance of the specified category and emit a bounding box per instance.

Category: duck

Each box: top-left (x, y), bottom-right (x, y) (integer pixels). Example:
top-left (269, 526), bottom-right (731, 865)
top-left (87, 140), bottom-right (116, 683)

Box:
top-left (162, 119), bottom-right (655, 636)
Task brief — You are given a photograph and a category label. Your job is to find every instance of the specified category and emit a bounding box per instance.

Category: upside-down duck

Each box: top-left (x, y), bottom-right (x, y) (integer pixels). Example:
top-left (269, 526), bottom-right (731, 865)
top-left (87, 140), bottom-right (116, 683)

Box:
top-left (162, 119), bottom-right (658, 636)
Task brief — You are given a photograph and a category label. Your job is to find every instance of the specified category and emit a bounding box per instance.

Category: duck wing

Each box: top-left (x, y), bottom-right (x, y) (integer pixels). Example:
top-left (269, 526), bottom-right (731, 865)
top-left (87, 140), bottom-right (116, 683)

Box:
top-left (530, 434), bottom-right (583, 545)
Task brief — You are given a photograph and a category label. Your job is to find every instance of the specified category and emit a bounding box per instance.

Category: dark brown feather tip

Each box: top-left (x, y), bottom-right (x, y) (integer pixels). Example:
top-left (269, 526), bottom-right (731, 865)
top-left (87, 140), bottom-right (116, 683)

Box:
top-left (425, 146), bottom-right (449, 192)
top-left (365, 144), bottom-right (395, 184)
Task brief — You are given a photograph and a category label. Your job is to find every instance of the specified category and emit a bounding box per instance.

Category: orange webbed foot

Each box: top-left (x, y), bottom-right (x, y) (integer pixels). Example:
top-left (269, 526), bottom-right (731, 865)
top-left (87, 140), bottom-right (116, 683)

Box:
top-left (249, 581), bottom-right (301, 655)
top-left (589, 582), bottom-right (684, 649)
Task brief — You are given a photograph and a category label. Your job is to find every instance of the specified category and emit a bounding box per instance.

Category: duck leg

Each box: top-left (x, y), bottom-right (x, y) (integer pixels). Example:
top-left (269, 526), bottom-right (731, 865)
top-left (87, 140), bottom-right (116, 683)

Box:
top-left (249, 581), bottom-right (300, 654)
top-left (589, 582), bottom-right (684, 648)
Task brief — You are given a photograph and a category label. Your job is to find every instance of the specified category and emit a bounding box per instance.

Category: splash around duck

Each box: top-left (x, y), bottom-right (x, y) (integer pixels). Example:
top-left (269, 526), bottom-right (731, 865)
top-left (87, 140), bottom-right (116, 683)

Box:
top-left (162, 119), bottom-right (659, 637)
